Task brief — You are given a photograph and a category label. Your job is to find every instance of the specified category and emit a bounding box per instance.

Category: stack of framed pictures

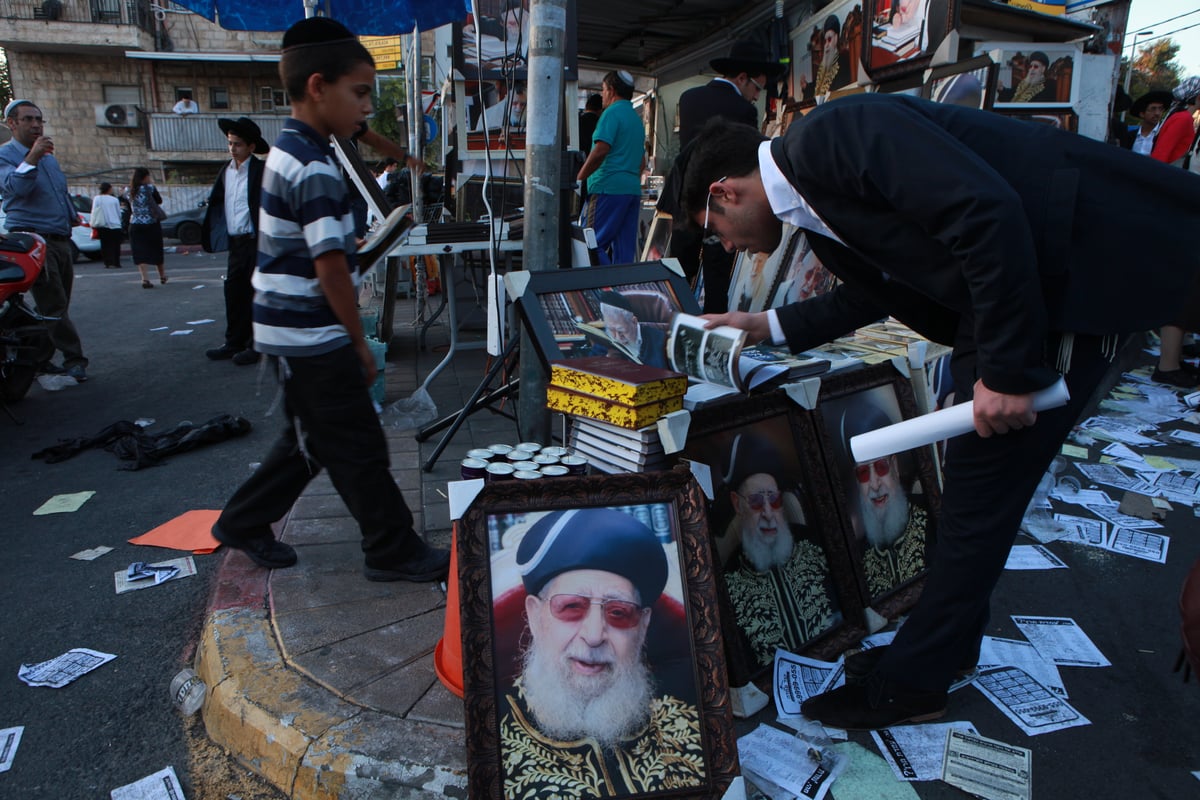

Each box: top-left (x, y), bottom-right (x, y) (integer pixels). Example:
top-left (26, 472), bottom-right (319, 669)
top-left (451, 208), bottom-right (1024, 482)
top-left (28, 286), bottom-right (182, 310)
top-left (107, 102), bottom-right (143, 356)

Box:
top-left (681, 361), bottom-right (942, 684)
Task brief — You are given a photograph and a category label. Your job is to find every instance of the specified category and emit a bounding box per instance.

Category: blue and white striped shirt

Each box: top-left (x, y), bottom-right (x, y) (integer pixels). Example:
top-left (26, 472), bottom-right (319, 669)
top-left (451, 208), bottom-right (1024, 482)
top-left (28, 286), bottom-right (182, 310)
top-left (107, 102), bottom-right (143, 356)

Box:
top-left (252, 118), bottom-right (360, 356)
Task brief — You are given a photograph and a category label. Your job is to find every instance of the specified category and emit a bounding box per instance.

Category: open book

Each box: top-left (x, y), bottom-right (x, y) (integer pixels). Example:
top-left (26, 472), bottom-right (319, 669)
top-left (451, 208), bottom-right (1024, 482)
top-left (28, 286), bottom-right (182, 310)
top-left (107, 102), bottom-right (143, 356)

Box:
top-left (355, 204), bottom-right (414, 273)
top-left (667, 313), bottom-right (828, 405)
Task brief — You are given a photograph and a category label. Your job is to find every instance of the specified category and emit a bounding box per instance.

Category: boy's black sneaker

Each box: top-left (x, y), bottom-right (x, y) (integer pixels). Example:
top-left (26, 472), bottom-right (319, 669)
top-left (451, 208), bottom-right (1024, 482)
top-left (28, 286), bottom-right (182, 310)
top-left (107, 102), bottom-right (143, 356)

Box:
top-left (212, 524), bottom-right (297, 569)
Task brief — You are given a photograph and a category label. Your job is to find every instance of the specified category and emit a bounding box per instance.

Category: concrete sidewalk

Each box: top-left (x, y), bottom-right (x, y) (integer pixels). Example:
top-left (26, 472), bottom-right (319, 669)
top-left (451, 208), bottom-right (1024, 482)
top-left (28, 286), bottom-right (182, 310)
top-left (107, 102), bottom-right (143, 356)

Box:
top-left (193, 269), bottom-right (1200, 799)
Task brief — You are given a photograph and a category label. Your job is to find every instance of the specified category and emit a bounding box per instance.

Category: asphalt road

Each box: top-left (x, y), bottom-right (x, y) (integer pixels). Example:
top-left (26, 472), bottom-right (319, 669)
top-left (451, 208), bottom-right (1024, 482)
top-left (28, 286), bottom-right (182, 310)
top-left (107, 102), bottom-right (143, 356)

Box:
top-left (0, 251), bottom-right (285, 798)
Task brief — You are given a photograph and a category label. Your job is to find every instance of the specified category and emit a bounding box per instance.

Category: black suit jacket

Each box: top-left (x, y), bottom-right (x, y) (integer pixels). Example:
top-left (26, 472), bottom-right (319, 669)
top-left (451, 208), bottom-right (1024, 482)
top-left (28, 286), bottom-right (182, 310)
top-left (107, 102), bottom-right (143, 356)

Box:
top-left (771, 94), bottom-right (1200, 394)
top-left (201, 156), bottom-right (265, 253)
top-left (678, 80), bottom-right (757, 150)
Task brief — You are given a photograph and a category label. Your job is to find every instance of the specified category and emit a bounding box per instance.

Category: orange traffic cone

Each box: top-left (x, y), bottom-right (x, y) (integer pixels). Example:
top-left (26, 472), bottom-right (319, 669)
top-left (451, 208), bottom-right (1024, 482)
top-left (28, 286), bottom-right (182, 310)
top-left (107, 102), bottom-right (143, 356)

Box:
top-left (434, 523), bottom-right (464, 698)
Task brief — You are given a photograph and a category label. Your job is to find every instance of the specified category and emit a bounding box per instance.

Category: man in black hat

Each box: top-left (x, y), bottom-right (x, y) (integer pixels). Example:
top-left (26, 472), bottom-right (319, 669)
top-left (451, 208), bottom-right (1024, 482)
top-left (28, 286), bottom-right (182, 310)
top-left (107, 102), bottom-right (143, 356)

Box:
top-left (1125, 90), bottom-right (1172, 156)
top-left (669, 39), bottom-right (785, 313)
top-left (720, 433), bottom-right (841, 668)
top-left (203, 117), bottom-right (268, 366)
top-left (500, 507), bottom-right (703, 797)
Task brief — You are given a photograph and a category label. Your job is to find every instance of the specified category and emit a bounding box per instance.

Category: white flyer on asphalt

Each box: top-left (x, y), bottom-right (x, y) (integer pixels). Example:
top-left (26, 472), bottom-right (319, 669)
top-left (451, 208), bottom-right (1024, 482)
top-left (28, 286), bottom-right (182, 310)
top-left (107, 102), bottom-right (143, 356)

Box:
top-left (773, 650), bottom-right (840, 717)
top-left (0, 726), bottom-right (23, 773)
top-left (737, 724), bottom-right (845, 800)
top-left (1050, 486), bottom-right (1115, 506)
top-left (1150, 472), bottom-right (1200, 506)
top-left (113, 556), bottom-right (197, 594)
top-left (942, 729), bottom-right (1032, 800)
top-left (110, 765), bottom-right (186, 800)
top-left (18, 648), bottom-right (117, 688)
top-left (1004, 545), bottom-right (1068, 570)
top-left (1010, 616), bottom-right (1111, 667)
top-left (1053, 513), bottom-right (1108, 547)
top-left (1108, 528), bottom-right (1170, 564)
top-left (978, 636), bottom-right (1067, 698)
top-left (1076, 463), bottom-right (1146, 492)
top-left (870, 721), bottom-right (977, 781)
top-left (973, 666), bottom-right (1090, 736)
top-left (1084, 503), bottom-right (1163, 531)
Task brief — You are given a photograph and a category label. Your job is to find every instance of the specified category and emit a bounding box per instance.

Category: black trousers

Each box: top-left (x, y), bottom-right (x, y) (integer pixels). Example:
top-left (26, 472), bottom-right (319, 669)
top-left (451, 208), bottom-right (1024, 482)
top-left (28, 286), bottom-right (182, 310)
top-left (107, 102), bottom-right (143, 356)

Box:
top-left (97, 227), bottom-right (122, 268)
top-left (216, 345), bottom-right (420, 568)
top-left (223, 235), bottom-right (256, 351)
top-left (878, 334), bottom-right (1122, 692)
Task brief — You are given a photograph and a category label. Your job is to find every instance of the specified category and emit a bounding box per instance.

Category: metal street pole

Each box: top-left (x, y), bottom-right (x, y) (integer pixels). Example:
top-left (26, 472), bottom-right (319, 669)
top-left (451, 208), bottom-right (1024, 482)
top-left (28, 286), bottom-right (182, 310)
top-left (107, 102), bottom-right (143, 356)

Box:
top-left (517, 0), bottom-right (568, 444)
top-left (1124, 31), bottom-right (1154, 94)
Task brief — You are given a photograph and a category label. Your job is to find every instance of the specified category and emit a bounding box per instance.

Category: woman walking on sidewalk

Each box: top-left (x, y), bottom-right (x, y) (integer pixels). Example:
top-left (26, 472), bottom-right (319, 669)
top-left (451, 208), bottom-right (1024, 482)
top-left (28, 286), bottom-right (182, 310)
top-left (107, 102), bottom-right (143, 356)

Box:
top-left (89, 182), bottom-right (123, 269)
top-left (128, 167), bottom-right (167, 289)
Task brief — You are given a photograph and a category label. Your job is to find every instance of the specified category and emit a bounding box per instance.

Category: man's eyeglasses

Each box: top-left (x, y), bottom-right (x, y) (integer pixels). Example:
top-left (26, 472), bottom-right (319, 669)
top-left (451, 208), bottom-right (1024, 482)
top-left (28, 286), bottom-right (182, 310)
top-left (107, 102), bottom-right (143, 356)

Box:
top-left (548, 594), bottom-right (643, 629)
top-left (17, 115), bottom-right (43, 124)
top-left (703, 176), bottom-right (728, 234)
top-left (740, 491), bottom-right (783, 511)
top-left (855, 458), bottom-right (892, 483)
top-left (748, 77), bottom-right (765, 93)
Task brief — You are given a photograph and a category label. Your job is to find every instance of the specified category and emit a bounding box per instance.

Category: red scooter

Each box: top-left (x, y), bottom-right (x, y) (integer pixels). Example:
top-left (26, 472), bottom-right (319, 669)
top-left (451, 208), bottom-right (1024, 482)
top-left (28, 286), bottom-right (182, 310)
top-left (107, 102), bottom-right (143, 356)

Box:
top-left (0, 232), bottom-right (51, 415)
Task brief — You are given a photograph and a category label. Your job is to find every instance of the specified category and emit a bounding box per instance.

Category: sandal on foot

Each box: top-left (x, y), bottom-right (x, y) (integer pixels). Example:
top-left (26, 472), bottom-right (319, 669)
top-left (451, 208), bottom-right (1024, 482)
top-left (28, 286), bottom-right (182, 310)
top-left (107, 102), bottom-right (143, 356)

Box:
top-left (142, 280), bottom-right (153, 289)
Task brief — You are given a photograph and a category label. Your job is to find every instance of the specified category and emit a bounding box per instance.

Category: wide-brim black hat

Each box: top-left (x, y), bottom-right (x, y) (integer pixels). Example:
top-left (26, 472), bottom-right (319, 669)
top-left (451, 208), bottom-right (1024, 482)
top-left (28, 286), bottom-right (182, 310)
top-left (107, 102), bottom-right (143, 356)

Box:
top-left (1129, 90), bottom-right (1174, 118)
top-left (218, 117), bottom-right (269, 154)
top-left (710, 38), bottom-right (786, 80)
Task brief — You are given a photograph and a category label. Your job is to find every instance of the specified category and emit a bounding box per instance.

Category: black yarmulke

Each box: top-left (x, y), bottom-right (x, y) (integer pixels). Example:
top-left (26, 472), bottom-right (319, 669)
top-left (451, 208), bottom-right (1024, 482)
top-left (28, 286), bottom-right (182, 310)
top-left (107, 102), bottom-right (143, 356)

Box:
top-left (282, 16), bottom-right (356, 50)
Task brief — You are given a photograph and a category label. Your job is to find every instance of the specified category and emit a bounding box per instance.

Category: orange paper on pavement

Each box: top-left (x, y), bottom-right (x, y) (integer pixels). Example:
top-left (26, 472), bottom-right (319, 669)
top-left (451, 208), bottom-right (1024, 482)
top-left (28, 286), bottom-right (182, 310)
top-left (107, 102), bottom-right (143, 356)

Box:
top-left (128, 509), bottom-right (221, 554)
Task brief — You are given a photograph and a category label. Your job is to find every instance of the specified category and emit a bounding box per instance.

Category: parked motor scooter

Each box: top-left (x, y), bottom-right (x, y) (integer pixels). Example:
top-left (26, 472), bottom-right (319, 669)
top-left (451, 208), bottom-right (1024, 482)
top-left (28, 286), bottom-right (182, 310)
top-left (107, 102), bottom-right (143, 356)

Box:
top-left (0, 232), bottom-right (52, 414)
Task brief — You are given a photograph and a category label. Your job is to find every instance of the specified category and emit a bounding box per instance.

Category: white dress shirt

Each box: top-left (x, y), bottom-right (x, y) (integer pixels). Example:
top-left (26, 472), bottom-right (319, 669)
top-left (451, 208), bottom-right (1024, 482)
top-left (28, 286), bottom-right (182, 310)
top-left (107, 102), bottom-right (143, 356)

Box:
top-left (758, 140), bottom-right (843, 345)
top-left (223, 158), bottom-right (254, 236)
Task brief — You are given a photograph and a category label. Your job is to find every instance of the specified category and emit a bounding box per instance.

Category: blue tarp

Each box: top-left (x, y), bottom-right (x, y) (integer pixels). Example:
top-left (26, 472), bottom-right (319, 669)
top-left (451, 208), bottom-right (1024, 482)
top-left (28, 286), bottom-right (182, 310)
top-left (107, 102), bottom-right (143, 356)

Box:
top-left (172, 0), bottom-right (469, 35)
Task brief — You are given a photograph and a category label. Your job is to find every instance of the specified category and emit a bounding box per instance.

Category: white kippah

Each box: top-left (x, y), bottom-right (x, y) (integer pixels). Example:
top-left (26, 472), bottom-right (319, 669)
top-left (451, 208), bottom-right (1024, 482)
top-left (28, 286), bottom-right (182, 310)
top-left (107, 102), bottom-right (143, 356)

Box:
top-left (4, 99), bottom-right (34, 119)
top-left (616, 70), bottom-right (634, 89)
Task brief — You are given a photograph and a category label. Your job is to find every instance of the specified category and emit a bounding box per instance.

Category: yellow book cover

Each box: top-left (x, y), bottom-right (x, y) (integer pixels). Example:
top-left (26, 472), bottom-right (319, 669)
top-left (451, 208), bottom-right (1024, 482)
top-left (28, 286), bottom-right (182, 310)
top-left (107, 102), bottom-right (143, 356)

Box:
top-left (550, 357), bottom-right (687, 406)
top-left (546, 386), bottom-right (684, 429)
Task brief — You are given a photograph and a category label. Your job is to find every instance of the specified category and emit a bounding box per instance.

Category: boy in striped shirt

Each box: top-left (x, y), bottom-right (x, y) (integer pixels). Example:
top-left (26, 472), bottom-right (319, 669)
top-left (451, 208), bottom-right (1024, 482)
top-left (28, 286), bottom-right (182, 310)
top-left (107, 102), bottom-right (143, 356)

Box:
top-left (212, 17), bottom-right (448, 583)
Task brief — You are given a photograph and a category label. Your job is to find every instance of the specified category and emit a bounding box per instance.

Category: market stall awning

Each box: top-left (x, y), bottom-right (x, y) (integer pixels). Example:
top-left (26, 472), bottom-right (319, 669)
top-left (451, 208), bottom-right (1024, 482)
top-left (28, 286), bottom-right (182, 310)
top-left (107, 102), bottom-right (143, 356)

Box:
top-left (167, 0), bottom-right (469, 35)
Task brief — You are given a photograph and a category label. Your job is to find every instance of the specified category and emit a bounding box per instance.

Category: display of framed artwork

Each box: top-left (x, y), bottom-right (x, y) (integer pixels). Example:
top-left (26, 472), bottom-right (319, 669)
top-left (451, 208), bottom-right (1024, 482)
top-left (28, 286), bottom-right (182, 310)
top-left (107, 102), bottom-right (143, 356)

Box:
top-left (862, 0), bottom-right (960, 82)
top-left (810, 363), bottom-right (941, 617)
top-left (457, 468), bottom-right (736, 800)
top-left (682, 393), bottom-right (866, 682)
top-left (791, 0), bottom-right (867, 106)
top-left (727, 225), bottom-right (800, 313)
top-left (973, 41), bottom-right (1082, 108)
top-left (767, 231), bottom-right (838, 310)
top-left (923, 54), bottom-right (997, 110)
top-left (451, 1), bottom-right (578, 82)
top-left (508, 261), bottom-right (698, 371)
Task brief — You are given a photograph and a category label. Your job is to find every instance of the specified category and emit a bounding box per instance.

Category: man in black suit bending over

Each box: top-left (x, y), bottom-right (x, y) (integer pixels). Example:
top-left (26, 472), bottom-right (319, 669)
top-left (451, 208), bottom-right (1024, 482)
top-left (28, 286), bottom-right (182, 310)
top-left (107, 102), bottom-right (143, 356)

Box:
top-left (678, 95), bottom-right (1200, 730)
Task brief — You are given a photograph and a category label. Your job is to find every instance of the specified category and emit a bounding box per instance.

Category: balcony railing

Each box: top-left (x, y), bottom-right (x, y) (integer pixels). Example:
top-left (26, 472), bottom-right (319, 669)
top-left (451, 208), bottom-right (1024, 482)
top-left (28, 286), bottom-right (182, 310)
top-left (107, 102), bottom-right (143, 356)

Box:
top-left (147, 112), bottom-right (289, 154)
top-left (0, 0), bottom-right (153, 31)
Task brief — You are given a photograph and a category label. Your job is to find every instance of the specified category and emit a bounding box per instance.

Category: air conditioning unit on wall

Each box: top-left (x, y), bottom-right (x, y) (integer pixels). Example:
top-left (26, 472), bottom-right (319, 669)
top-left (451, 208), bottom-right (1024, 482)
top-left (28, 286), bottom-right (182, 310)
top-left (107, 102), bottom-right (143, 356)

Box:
top-left (94, 104), bottom-right (139, 128)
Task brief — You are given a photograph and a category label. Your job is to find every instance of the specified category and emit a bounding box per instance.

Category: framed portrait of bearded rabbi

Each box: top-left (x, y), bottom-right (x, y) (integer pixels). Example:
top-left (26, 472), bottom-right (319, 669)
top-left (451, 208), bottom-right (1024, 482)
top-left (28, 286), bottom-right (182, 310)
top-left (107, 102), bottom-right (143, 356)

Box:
top-left (457, 468), bottom-right (736, 800)
top-left (812, 362), bottom-right (942, 619)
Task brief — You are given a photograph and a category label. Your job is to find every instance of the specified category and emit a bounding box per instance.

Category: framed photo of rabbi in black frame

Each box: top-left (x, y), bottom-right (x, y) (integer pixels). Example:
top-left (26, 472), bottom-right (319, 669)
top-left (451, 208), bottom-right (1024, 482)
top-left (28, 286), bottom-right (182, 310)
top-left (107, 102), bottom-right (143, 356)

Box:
top-left (682, 391), bottom-right (866, 683)
top-left (458, 467), bottom-right (737, 800)
top-left (810, 362), bottom-right (941, 619)
top-left (862, 0), bottom-right (960, 83)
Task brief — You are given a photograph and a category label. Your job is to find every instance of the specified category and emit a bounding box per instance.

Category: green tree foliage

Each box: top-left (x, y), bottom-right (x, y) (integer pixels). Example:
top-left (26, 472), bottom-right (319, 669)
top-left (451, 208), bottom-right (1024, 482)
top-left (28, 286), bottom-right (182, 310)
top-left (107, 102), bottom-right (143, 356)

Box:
top-left (1124, 38), bottom-right (1184, 99)
top-left (0, 50), bottom-right (12, 110)
top-left (370, 75), bottom-right (408, 145)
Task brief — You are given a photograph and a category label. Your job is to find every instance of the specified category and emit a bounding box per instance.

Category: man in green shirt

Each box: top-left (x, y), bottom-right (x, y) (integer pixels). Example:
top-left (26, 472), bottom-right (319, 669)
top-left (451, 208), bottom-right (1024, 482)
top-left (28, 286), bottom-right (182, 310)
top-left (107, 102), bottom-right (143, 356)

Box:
top-left (577, 70), bottom-right (645, 264)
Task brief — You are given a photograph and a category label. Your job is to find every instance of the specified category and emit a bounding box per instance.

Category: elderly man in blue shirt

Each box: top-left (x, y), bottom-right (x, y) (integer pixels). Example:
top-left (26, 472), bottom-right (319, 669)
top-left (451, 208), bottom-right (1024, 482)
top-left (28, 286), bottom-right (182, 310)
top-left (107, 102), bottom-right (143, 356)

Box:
top-left (0, 99), bottom-right (88, 382)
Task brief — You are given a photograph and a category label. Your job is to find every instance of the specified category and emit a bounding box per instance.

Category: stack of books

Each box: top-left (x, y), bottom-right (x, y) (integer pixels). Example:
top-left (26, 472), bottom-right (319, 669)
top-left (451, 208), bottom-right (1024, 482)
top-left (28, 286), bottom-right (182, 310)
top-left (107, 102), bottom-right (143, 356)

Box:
top-left (547, 357), bottom-right (688, 471)
top-left (568, 417), bottom-right (673, 474)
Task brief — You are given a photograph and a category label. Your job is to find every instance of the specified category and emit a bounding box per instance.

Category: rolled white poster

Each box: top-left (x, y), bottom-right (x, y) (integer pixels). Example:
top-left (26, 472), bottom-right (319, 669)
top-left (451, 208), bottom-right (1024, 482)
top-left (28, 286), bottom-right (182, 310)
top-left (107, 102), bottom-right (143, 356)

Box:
top-left (850, 377), bottom-right (1070, 463)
